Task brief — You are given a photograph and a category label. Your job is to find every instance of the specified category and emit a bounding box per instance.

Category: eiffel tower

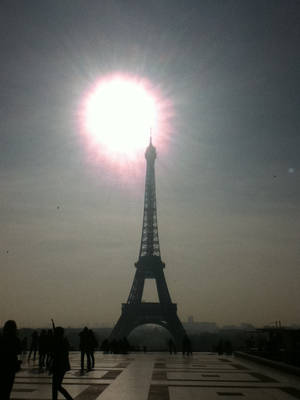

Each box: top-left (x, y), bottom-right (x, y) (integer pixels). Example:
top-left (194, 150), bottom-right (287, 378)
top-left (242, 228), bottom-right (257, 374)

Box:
top-left (109, 137), bottom-right (186, 347)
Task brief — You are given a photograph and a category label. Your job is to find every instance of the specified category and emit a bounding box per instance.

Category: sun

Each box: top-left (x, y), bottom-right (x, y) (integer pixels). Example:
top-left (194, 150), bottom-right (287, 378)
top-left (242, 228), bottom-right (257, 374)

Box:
top-left (83, 75), bottom-right (158, 156)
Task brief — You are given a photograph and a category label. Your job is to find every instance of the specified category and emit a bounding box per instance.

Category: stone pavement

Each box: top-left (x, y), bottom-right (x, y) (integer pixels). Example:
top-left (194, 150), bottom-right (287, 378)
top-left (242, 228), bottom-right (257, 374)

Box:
top-left (11, 352), bottom-right (300, 399)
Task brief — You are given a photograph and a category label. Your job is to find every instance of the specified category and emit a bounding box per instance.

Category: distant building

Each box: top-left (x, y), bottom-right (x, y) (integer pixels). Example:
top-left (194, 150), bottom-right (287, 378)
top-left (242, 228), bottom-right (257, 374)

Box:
top-left (240, 323), bottom-right (255, 330)
top-left (221, 323), bottom-right (255, 331)
top-left (184, 317), bottom-right (218, 333)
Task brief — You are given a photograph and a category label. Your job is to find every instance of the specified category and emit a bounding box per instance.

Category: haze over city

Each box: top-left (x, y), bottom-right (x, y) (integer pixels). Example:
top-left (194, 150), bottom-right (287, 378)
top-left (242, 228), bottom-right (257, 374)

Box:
top-left (1, 0), bottom-right (300, 329)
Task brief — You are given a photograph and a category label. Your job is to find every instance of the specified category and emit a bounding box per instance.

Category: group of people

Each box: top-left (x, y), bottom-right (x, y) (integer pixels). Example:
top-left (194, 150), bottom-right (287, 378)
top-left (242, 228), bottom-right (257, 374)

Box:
top-left (100, 337), bottom-right (130, 354)
top-left (0, 320), bottom-right (73, 400)
top-left (168, 335), bottom-right (192, 355)
top-left (79, 327), bottom-right (98, 373)
top-left (1, 319), bottom-right (194, 400)
top-left (215, 339), bottom-right (233, 355)
top-left (27, 329), bottom-right (55, 370)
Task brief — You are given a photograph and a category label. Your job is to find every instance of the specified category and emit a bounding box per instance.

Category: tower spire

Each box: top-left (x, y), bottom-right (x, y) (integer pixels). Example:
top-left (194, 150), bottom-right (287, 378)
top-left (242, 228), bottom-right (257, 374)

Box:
top-left (138, 136), bottom-right (160, 258)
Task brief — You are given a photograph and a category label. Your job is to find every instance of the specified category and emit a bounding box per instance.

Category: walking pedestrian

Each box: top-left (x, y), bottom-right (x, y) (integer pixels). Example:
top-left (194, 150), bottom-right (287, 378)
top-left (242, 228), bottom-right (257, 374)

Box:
top-left (79, 327), bottom-right (91, 373)
top-left (87, 329), bottom-right (98, 369)
top-left (182, 334), bottom-right (192, 356)
top-left (39, 330), bottom-right (47, 369)
top-left (0, 320), bottom-right (22, 400)
top-left (168, 338), bottom-right (176, 354)
top-left (50, 326), bottom-right (73, 400)
top-left (27, 330), bottom-right (39, 361)
top-left (45, 329), bottom-right (53, 371)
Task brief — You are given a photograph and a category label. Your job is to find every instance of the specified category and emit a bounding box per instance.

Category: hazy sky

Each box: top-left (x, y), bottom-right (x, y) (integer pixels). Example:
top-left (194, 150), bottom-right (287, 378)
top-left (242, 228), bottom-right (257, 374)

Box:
top-left (1, 0), bottom-right (300, 329)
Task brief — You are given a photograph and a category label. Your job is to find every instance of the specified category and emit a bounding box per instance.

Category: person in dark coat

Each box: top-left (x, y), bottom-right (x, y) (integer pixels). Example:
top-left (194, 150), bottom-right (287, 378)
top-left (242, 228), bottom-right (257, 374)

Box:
top-left (39, 329), bottom-right (47, 369)
top-left (27, 330), bottom-right (39, 361)
top-left (216, 339), bottom-right (224, 355)
top-left (79, 327), bottom-right (91, 373)
top-left (51, 327), bottom-right (73, 400)
top-left (45, 329), bottom-right (53, 371)
top-left (0, 320), bottom-right (22, 400)
top-left (182, 334), bottom-right (192, 356)
top-left (87, 329), bottom-right (98, 369)
top-left (168, 338), bottom-right (176, 354)
top-left (21, 337), bottom-right (28, 356)
top-left (100, 338), bottom-right (109, 354)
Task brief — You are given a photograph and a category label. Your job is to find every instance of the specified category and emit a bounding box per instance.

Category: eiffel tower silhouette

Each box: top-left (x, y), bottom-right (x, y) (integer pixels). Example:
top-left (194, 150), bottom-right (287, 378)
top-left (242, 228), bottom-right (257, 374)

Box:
top-left (109, 137), bottom-right (186, 347)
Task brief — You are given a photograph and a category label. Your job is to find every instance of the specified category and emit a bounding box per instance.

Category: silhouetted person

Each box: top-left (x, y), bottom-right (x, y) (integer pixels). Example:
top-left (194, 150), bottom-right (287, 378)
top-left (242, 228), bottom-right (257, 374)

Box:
top-left (87, 329), bottom-right (98, 369)
top-left (245, 335), bottom-right (255, 350)
top-left (216, 339), bottom-right (224, 355)
top-left (0, 320), bottom-right (22, 400)
top-left (79, 327), bottom-right (91, 373)
top-left (39, 329), bottom-right (47, 369)
top-left (110, 339), bottom-right (117, 354)
top-left (120, 337), bottom-right (130, 354)
top-left (50, 327), bottom-right (72, 400)
top-left (28, 330), bottom-right (39, 361)
top-left (45, 330), bottom-right (53, 370)
top-left (182, 334), bottom-right (192, 356)
top-left (21, 337), bottom-right (27, 356)
top-left (100, 339), bottom-right (109, 354)
top-left (168, 338), bottom-right (176, 354)
top-left (224, 340), bottom-right (233, 355)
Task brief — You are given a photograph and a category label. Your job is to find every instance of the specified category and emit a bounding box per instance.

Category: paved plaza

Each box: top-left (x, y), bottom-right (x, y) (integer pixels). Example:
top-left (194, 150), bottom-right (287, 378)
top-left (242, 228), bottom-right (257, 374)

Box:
top-left (11, 352), bottom-right (300, 399)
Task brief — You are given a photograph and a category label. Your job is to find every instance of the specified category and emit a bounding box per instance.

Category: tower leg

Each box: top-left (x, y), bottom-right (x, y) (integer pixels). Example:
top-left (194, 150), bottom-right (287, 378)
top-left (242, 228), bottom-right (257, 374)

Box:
top-left (109, 303), bottom-right (186, 350)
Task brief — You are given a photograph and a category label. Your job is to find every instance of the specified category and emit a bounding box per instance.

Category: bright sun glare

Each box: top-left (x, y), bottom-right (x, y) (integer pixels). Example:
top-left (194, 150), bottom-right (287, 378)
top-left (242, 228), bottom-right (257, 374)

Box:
top-left (84, 76), bottom-right (157, 155)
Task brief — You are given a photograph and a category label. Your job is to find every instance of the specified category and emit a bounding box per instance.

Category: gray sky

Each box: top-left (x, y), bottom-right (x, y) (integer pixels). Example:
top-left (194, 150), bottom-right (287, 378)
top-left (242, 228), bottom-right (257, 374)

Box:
top-left (1, 0), bottom-right (300, 328)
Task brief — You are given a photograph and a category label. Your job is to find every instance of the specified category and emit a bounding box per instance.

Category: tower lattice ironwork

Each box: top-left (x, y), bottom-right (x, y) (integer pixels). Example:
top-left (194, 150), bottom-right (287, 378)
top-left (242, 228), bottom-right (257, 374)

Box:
top-left (109, 138), bottom-right (186, 346)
